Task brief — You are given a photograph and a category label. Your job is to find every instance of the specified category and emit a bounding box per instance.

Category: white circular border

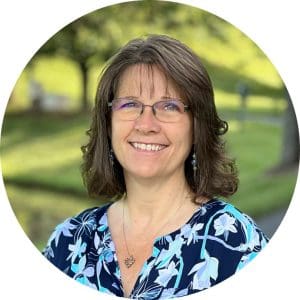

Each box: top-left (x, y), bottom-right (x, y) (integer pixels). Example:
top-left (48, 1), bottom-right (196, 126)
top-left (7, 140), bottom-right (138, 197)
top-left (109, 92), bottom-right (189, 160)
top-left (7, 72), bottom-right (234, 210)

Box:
top-left (0, 0), bottom-right (299, 299)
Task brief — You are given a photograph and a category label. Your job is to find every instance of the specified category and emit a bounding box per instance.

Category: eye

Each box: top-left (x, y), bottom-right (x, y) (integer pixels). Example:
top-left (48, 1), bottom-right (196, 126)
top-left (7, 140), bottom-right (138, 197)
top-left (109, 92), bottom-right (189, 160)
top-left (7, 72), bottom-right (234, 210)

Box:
top-left (118, 99), bottom-right (140, 110)
top-left (161, 100), bottom-right (181, 112)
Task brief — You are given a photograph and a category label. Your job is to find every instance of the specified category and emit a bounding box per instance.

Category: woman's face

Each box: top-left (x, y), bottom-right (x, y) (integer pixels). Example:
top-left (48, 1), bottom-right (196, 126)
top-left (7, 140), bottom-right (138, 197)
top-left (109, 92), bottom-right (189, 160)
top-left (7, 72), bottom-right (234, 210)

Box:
top-left (111, 64), bottom-right (193, 182)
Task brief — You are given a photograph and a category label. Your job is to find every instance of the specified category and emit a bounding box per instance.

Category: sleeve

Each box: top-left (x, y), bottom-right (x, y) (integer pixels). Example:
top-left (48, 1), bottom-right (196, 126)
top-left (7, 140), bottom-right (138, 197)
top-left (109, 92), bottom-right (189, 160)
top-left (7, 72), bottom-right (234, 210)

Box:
top-left (235, 212), bottom-right (269, 271)
top-left (42, 207), bottom-right (98, 274)
top-left (201, 203), bottom-right (269, 283)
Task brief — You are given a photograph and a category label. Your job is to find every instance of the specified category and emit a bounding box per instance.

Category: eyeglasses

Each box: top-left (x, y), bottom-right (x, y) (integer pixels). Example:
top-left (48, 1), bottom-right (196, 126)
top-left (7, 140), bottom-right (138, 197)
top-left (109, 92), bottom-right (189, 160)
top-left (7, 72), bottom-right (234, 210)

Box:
top-left (108, 98), bottom-right (190, 123)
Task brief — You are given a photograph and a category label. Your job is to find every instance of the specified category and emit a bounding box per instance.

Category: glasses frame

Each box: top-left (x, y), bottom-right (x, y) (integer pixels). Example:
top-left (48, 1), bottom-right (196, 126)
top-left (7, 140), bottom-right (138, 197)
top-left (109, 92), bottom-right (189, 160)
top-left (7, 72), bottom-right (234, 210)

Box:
top-left (108, 98), bottom-right (190, 123)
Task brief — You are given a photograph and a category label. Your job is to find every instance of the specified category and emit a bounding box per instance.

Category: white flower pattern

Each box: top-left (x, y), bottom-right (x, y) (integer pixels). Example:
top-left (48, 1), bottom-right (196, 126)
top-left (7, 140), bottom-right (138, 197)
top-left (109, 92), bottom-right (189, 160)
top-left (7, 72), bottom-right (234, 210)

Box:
top-left (188, 250), bottom-right (219, 290)
top-left (214, 213), bottom-right (237, 240)
top-left (155, 261), bottom-right (179, 287)
top-left (43, 200), bottom-right (268, 299)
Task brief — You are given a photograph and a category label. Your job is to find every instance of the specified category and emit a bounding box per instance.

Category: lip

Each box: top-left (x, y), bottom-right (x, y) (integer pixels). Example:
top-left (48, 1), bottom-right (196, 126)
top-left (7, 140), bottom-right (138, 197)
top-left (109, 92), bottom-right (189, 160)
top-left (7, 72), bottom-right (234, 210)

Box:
top-left (128, 141), bottom-right (169, 152)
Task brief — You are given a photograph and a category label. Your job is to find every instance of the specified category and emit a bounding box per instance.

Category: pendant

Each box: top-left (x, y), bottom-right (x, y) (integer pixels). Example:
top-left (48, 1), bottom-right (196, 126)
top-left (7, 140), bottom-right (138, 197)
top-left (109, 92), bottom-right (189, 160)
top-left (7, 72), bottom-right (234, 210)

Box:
top-left (124, 255), bottom-right (135, 268)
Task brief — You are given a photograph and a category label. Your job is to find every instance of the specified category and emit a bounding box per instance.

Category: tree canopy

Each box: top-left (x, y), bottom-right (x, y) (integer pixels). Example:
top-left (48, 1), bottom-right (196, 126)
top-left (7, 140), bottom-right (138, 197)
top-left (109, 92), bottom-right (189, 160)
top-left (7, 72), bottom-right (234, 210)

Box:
top-left (28, 0), bottom-right (283, 110)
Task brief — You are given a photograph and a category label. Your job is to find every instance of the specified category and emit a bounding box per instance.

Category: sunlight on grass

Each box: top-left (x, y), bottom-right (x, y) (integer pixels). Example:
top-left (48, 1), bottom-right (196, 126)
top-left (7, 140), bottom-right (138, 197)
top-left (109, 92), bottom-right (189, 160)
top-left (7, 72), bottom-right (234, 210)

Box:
top-left (227, 121), bottom-right (282, 171)
top-left (215, 91), bottom-right (240, 109)
top-left (215, 90), bottom-right (286, 113)
top-left (1, 114), bottom-right (297, 249)
top-left (1, 128), bottom-right (85, 176)
top-left (248, 95), bottom-right (286, 111)
top-left (32, 55), bottom-right (82, 105)
top-left (5, 184), bottom-right (103, 250)
top-left (8, 56), bottom-right (83, 112)
top-left (242, 57), bottom-right (282, 88)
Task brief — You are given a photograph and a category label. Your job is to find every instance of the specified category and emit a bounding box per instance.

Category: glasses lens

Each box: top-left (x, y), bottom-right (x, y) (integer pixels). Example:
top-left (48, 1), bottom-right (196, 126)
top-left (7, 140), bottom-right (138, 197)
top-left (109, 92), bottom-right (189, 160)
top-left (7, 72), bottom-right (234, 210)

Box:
top-left (155, 100), bottom-right (185, 122)
top-left (111, 99), bottom-right (141, 120)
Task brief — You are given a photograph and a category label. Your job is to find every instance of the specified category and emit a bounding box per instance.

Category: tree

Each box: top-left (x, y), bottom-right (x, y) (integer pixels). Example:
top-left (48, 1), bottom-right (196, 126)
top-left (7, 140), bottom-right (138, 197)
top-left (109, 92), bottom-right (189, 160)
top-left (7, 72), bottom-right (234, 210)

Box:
top-left (36, 12), bottom-right (120, 111)
top-left (27, 0), bottom-right (241, 112)
top-left (267, 87), bottom-right (299, 174)
top-left (280, 89), bottom-right (299, 169)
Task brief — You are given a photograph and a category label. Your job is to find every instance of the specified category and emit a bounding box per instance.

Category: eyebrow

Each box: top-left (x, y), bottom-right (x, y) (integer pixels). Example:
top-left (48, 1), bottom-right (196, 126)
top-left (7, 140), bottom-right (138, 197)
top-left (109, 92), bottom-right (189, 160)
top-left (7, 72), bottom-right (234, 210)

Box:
top-left (114, 96), bottom-right (139, 100)
top-left (115, 95), bottom-right (182, 101)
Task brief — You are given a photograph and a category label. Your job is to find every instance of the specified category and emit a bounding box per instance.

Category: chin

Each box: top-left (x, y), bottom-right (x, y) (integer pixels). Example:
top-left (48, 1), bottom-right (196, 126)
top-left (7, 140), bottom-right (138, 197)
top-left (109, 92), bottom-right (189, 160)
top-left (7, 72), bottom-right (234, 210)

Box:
top-left (132, 171), bottom-right (160, 180)
top-left (126, 166), bottom-right (162, 180)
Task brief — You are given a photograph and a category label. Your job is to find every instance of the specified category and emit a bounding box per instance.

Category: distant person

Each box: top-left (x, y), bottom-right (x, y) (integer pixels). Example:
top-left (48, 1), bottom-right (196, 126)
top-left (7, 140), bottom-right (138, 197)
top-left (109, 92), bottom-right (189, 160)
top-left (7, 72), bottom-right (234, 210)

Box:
top-left (43, 35), bottom-right (268, 299)
top-left (236, 81), bottom-right (249, 122)
top-left (29, 79), bottom-right (43, 112)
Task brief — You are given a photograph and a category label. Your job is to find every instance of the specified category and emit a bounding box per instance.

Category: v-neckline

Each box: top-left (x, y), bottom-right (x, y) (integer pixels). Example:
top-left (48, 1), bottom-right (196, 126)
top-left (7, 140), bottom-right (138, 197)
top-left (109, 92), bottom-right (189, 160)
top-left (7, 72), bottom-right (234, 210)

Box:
top-left (103, 199), bottom-right (216, 297)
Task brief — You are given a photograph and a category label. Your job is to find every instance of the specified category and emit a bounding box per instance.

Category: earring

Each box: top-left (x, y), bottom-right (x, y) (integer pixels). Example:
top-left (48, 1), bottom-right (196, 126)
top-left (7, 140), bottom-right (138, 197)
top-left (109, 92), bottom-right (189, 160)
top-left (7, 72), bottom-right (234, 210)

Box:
top-left (191, 149), bottom-right (197, 180)
top-left (109, 148), bottom-right (115, 166)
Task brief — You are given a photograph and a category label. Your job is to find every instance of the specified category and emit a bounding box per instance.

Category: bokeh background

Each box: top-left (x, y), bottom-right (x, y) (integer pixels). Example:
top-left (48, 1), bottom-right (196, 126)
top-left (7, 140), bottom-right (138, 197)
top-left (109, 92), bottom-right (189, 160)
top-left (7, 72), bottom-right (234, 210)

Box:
top-left (0, 0), bottom-right (298, 250)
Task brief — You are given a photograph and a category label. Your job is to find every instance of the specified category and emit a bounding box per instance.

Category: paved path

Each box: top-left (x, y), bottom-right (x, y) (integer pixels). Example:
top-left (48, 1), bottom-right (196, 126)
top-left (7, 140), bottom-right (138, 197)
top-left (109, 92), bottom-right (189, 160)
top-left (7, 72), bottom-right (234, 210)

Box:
top-left (255, 208), bottom-right (287, 238)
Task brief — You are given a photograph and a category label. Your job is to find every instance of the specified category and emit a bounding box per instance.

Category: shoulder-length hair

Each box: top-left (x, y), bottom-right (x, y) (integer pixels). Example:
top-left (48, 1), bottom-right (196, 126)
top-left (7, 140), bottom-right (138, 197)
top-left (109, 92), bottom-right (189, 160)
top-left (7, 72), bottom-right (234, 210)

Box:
top-left (81, 34), bottom-right (238, 202)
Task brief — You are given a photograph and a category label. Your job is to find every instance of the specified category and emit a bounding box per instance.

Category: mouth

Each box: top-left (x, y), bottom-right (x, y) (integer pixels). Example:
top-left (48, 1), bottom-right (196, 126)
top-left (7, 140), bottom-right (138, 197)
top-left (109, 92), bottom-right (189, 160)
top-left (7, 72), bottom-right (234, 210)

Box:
top-left (129, 142), bottom-right (168, 152)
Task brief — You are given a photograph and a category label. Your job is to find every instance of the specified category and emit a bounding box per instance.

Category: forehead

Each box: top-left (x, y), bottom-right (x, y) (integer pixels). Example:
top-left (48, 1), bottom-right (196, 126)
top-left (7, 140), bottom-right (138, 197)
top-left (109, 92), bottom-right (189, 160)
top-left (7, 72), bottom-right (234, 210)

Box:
top-left (116, 64), bottom-right (181, 99)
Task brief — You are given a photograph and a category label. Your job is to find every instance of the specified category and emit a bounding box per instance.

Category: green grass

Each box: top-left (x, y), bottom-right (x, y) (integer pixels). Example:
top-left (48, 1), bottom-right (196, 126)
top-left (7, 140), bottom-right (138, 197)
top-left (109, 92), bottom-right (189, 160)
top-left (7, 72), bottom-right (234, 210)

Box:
top-left (1, 113), bottom-right (90, 194)
top-left (1, 3), bottom-right (296, 251)
top-left (0, 113), bottom-right (297, 249)
top-left (4, 183), bottom-right (104, 251)
top-left (226, 121), bottom-right (297, 216)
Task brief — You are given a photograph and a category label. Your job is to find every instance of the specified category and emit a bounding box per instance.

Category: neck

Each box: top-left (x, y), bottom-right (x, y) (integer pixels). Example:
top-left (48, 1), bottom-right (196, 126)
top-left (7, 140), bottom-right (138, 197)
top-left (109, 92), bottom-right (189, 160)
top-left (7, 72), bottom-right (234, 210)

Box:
top-left (123, 171), bottom-right (192, 225)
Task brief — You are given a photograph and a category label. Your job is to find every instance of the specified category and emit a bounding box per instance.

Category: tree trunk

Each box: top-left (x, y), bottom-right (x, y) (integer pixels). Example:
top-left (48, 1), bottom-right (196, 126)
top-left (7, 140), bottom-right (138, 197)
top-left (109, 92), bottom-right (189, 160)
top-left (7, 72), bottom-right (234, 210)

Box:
top-left (280, 90), bottom-right (299, 168)
top-left (79, 62), bottom-right (89, 112)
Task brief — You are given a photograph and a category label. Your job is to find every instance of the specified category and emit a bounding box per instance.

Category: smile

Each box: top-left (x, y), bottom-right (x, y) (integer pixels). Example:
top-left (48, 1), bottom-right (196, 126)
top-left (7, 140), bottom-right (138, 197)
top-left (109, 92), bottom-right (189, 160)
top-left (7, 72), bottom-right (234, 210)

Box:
top-left (130, 142), bottom-right (167, 152)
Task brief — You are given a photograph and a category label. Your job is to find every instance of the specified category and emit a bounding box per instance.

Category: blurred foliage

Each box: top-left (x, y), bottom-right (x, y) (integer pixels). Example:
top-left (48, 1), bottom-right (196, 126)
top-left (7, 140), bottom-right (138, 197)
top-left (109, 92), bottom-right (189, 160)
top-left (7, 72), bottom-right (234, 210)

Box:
top-left (1, 1), bottom-right (297, 249)
top-left (8, 0), bottom-right (285, 113)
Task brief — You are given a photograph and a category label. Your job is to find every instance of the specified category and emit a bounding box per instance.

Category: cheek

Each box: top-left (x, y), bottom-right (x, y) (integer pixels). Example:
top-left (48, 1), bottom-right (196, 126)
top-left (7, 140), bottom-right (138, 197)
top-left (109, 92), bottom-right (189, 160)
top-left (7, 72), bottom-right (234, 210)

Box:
top-left (170, 124), bottom-right (193, 156)
top-left (111, 120), bottom-right (131, 150)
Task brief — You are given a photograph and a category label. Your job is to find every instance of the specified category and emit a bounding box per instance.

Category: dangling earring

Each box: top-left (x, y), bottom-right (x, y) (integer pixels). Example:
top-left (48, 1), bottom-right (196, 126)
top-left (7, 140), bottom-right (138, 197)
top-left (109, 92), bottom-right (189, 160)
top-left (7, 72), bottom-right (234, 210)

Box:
top-left (191, 148), bottom-right (197, 181)
top-left (109, 148), bottom-right (115, 166)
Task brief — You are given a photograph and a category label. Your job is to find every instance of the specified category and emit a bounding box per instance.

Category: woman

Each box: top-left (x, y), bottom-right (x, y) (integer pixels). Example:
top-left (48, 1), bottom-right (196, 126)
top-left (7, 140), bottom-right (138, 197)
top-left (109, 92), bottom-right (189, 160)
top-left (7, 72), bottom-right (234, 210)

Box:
top-left (43, 35), bottom-right (268, 299)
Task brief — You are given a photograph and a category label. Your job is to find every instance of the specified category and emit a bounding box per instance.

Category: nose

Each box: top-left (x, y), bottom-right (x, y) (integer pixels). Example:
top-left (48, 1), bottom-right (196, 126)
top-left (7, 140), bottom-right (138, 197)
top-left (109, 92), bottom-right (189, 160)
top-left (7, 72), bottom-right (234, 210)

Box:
top-left (134, 106), bottom-right (161, 134)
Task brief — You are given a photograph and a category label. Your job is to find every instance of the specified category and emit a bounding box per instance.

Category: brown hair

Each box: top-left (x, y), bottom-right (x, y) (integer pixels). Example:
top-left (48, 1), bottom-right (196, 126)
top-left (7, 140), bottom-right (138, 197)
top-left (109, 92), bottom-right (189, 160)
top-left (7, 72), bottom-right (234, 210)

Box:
top-left (81, 34), bottom-right (238, 201)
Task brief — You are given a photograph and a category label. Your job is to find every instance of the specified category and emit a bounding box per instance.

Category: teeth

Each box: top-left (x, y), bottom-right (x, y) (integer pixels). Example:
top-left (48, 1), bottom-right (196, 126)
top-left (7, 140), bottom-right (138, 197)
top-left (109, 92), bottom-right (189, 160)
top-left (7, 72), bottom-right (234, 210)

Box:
top-left (132, 142), bottom-right (165, 152)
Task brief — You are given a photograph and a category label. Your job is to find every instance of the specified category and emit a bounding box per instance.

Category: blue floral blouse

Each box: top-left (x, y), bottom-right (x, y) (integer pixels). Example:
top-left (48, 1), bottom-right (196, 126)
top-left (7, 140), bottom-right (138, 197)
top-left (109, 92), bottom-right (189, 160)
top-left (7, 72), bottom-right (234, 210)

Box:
top-left (43, 199), bottom-right (268, 299)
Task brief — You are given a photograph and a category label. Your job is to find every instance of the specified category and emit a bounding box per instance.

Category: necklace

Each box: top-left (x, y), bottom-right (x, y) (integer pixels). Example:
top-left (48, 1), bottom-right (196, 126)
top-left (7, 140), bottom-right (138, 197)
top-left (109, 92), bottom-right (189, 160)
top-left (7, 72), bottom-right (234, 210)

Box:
top-left (122, 194), bottom-right (189, 268)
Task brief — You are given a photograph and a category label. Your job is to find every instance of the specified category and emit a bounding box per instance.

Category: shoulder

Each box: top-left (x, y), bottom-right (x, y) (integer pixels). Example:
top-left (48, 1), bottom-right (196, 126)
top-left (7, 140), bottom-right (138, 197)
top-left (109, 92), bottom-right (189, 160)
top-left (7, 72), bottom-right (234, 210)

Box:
top-left (48, 204), bottom-right (110, 245)
top-left (196, 198), bottom-right (269, 250)
top-left (43, 203), bottom-right (112, 269)
top-left (200, 198), bottom-right (263, 228)
top-left (184, 199), bottom-right (269, 284)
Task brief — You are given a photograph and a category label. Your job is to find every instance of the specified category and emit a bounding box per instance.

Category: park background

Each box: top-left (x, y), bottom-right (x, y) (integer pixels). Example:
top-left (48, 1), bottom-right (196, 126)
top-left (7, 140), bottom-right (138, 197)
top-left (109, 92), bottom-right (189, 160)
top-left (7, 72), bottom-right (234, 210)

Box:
top-left (0, 0), bottom-right (298, 250)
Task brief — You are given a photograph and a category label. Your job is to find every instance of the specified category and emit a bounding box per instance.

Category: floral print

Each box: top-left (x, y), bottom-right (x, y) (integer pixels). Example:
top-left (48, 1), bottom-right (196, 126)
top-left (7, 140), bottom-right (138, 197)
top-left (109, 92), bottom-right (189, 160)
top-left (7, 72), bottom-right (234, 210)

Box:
top-left (43, 199), bottom-right (268, 299)
top-left (214, 213), bottom-right (237, 240)
top-left (188, 250), bottom-right (219, 290)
